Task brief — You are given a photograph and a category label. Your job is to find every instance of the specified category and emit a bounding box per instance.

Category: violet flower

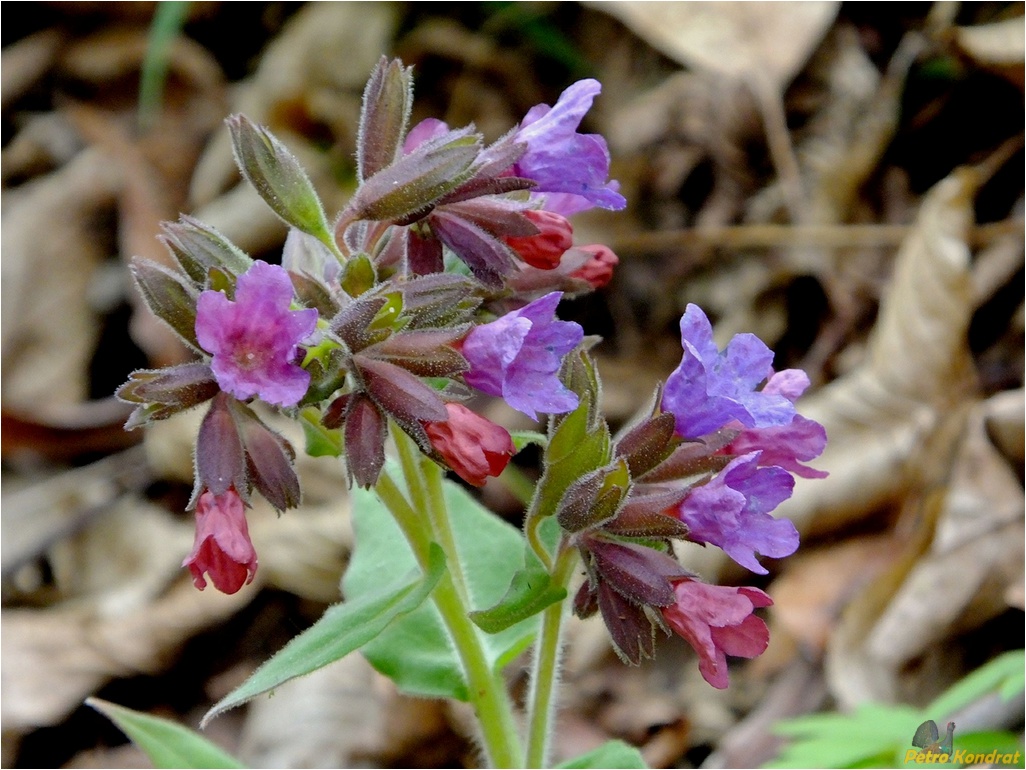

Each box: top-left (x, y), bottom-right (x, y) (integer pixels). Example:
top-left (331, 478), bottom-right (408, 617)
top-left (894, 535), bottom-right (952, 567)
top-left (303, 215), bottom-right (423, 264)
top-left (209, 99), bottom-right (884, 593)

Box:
top-left (662, 304), bottom-right (804, 439)
top-left (462, 292), bottom-right (582, 420)
top-left (674, 452), bottom-right (798, 574)
top-left (183, 488), bottom-right (257, 594)
top-left (661, 579), bottom-right (772, 689)
top-left (723, 414), bottom-right (828, 479)
top-left (195, 260), bottom-right (318, 407)
top-left (511, 79), bottom-right (626, 215)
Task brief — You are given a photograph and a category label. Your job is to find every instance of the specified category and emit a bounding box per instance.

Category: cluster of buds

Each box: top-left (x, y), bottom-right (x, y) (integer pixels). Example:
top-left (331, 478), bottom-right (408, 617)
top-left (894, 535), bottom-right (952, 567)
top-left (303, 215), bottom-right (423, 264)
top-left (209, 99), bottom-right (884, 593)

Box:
top-left (117, 57), bottom-right (825, 687)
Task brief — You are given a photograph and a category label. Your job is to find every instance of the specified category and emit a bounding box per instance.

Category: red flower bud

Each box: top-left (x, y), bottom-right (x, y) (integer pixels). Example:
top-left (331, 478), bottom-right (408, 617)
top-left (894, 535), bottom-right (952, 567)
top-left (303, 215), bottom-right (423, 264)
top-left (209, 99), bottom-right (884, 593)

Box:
top-left (569, 244), bottom-right (618, 288)
top-left (424, 403), bottom-right (515, 486)
top-left (183, 488), bottom-right (257, 594)
top-left (503, 210), bottom-right (573, 270)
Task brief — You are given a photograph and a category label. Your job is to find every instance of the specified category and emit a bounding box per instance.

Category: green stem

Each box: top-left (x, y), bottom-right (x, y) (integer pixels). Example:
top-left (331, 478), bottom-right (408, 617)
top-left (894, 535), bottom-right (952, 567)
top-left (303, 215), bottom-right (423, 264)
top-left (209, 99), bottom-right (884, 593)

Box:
top-left (385, 424), bottom-right (524, 768)
top-left (525, 545), bottom-right (578, 768)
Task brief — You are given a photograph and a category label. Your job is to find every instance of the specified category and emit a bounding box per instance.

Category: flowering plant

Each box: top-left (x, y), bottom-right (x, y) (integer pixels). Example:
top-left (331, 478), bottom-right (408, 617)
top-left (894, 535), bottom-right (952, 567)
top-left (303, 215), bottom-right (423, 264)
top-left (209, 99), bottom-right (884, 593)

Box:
top-left (112, 58), bottom-right (825, 768)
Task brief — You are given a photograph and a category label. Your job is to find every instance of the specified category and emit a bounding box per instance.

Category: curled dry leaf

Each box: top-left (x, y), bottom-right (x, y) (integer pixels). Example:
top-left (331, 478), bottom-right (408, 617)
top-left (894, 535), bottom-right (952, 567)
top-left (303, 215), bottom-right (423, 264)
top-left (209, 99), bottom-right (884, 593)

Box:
top-left (1, 29), bottom-right (63, 111)
top-left (238, 654), bottom-right (450, 767)
top-left (954, 15), bottom-right (1026, 86)
top-left (1, 575), bottom-right (256, 731)
top-left (1, 148), bottom-right (121, 415)
top-left (827, 389), bottom-right (1025, 708)
top-left (776, 168), bottom-right (979, 537)
top-left (593, 1), bottom-right (839, 91)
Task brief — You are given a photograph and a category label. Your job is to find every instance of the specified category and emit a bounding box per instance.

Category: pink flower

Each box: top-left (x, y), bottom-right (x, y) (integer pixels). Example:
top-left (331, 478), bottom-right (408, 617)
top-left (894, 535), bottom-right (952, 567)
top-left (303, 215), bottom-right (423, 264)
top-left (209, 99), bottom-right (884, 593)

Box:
top-left (424, 403), bottom-right (515, 486)
top-left (195, 260), bottom-right (318, 407)
top-left (661, 579), bottom-right (772, 689)
top-left (183, 488), bottom-right (257, 594)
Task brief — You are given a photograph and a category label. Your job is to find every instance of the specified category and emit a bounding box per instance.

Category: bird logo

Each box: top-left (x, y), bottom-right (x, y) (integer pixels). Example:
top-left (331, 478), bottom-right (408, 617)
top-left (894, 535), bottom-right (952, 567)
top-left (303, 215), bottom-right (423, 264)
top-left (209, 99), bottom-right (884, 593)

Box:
top-left (912, 720), bottom-right (956, 756)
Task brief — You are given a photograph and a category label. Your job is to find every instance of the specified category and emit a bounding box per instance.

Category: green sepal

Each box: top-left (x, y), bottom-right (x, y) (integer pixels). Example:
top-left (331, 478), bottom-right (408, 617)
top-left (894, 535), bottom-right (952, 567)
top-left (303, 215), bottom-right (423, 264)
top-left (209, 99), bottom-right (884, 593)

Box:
top-left (299, 406), bottom-right (342, 457)
top-left (86, 698), bottom-right (243, 769)
top-left (340, 252), bottom-right (377, 297)
top-left (227, 114), bottom-right (334, 248)
top-left (159, 216), bottom-right (254, 283)
top-left (203, 543), bottom-right (446, 725)
top-left (469, 547), bottom-right (567, 634)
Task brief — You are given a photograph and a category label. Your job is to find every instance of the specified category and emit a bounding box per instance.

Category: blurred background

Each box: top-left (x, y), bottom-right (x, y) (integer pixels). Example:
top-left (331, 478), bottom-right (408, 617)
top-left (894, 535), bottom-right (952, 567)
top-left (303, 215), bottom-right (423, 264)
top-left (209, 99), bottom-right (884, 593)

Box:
top-left (2, 2), bottom-right (1023, 767)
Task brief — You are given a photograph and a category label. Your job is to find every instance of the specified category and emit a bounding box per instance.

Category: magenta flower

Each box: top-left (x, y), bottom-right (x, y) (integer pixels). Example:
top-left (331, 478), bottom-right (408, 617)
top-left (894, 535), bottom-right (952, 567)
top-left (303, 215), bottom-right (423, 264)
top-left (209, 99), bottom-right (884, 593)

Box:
top-left (462, 292), bottom-right (582, 420)
top-left (511, 79), bottom-right (626, 215)
top-left (661, 579), bottom-right (772, 689)
top-left (674, 452), bottom-right (798, 574)
top-left (183, 488), bottom-right (257, 594)
top-left (662, 304), bottom-right (804, 439)
top-left (195, 260), bottom-right (318, 407)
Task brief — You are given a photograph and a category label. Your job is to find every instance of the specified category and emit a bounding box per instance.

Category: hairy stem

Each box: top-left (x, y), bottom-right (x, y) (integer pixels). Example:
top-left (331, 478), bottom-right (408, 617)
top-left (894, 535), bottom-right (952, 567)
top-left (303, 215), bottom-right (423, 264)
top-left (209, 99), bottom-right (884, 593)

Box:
top-left (384, 424), bottom-right (524, 768)
top-left (525, 546), bottom-right (578, 768)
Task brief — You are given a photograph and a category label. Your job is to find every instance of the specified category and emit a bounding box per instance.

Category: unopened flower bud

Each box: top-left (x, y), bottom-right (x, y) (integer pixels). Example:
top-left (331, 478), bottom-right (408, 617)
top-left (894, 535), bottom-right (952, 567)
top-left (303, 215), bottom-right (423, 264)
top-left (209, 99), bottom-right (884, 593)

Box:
top-left (183, 487), bottom-right (257, 594)
top-left (424, 403), bottom-right (514, 486)
top-left (569, 244), bottom-right (619, 289)
top-left (503, 210), bottom-right (573, 270)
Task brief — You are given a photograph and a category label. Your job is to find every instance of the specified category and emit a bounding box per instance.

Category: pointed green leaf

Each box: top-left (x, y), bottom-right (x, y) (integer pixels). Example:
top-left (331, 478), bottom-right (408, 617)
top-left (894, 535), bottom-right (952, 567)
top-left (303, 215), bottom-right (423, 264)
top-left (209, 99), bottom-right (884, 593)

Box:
top-left (557, 740), bottom-right (647, 769)
top-left (927, 649), bottom-right (1025, 717)
top-left (470, 549), bottom-right (566, 634)
top-left (344, 475), bottom-right (543, 700)
top-left (86, 698), bottom-right (243, 769)
top-left (203, 543), bottom-right (445, 724)
top-left (511, 430), bottom-right (548, 452)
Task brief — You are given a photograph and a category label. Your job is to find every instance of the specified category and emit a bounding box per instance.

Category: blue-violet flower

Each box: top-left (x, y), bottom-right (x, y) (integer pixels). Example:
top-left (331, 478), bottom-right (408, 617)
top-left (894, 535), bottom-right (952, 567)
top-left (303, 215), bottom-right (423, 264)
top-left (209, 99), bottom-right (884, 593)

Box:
top-left (662, 304), bottom-right (804, 439)
top-left (462, 291), bottom-right (583, 420)
top-left (674, 452), bottom-right (798, 574)
top-left (512, 79), bottom-right (627, 215)
top-left (195, 260), bottom-right (318, 407)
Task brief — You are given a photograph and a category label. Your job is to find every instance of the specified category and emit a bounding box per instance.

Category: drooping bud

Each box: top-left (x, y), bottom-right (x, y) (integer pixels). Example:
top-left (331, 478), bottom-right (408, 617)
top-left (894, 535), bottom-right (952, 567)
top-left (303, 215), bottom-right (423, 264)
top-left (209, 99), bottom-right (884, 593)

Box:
top-left (569, 244), bottom-right (619, 289)
top-left (503, 210), bottom-right (573, 270)
top-left (183, 487), bottom-right (257, 594)
top-left (424, 403), bottom-right (514, 487)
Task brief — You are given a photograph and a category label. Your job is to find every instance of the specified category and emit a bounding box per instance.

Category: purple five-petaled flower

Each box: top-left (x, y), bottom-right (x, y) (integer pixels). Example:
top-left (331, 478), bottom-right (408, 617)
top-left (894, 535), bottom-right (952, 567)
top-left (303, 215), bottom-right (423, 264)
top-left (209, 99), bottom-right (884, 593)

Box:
top-left (195, 260), bottom-right (318, 407)
top-left (512, 79), bottom-right (627, 216)
top-left (674, 452), bottom-right (799, 574)
top-left (662, 304), bottom-right (804, 439)
top-left (461, 292), bottom-right (583, 420)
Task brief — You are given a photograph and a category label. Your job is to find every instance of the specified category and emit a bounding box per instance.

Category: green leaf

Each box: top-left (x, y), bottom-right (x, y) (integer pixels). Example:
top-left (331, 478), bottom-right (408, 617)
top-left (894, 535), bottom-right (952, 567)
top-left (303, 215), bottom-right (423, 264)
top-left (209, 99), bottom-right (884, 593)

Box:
top-left (768, 703), bottom-right (922, 769)
top-left (344, 476), bottom-right (542, 700)
top-left (203, 544), bottom-right (445, 724)
top-left (927, 649), bottom-right (1025, 718)
top-left (469, 547), bottom-right (566, 634)
top-left (227, 114), bottom-right (334, 247)
top-left (87, 698), bottom-right (243, 769)
top-left (299, 407), bottom-right (342, 457)
top-left (557, 740), bottom-right (647, 769)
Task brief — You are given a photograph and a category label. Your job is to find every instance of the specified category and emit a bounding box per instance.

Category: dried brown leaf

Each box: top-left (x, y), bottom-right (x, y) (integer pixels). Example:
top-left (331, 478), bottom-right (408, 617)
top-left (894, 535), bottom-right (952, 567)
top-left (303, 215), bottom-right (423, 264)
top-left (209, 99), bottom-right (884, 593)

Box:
top-left (594, 1), bottom-right (839, 91)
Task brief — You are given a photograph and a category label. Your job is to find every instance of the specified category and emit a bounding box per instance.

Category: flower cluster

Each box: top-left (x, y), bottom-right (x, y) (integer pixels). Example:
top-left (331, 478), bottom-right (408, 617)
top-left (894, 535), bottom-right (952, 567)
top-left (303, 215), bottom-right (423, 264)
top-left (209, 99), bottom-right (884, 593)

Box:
top-left (117, 56), bottom-right (825, 692)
